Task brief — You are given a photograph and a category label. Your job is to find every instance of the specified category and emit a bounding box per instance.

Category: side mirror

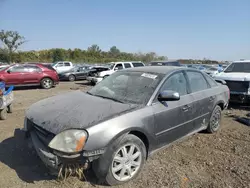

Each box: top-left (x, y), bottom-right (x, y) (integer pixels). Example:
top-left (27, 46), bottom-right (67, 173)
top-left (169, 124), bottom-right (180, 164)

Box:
top-left (6, 70), bottom-right (11, 73)
top-left (114, 67), bottom-right (118, 71)
top-left (158, 90), bottom-right (180, 101)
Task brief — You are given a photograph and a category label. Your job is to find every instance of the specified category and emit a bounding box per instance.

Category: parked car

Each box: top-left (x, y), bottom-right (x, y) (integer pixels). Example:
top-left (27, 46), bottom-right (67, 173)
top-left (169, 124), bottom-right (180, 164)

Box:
top-left (149, 61), bottom-right (181, 66)
top-left (214, 60), bottom-right (250, 103)
top-left (0, 64), bottom-right (59, 89)
top-left (24, 66), bottom-right (229, 185)
top-left (86, 66), bottom-right (110, 84)
top-left (52, 61), bottom-right (74, 73)
top-left (204, 67), bottom-right (219, 77)
top-left (87, 61), bottom-right (145, 84)
top-left (58, 66), bottom-right (92, 81)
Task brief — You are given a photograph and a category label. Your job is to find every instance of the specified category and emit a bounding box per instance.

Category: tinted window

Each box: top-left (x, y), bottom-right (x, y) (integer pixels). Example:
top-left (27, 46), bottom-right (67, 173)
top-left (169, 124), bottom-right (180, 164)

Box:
top-left (224, 62), bottom-right (250, 73)
top-left (161, 72), bottom-right (188, 96)
top-left (186, 71), bottom-right (209, 92)
top-left (204, 74), bottom-right (218, 87)
top-left (124, 63), bottom-right (131, 68)
top-left (132, 62), bottom-right (144, 67)
top-left (64, 62), bottom-right (71, 66)
top-left (43, 64), bottom-right (56, 71)
top-left (115, 64), bottom-right (123, 70)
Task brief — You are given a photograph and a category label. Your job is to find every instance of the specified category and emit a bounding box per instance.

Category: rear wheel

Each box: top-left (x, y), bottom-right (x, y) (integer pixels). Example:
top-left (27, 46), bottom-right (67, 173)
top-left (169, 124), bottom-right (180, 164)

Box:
top-left (41, 78), bottom-right (53, 89)
top-left (7, 104), bottom-right (13, 113)
top-left (206, 105), bottom-right (222, 133)
top-left (68, 74), bottom-right (76, 82)
top-left (0, 108), bottom-right (7, 120)
top-left (93, 134), bottom-right (146, 186)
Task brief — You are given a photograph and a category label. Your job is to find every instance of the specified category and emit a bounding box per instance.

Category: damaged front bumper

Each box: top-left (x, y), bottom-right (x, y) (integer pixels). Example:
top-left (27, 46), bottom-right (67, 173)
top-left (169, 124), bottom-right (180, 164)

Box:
top-left (24, 128), bottom-right (105, 176)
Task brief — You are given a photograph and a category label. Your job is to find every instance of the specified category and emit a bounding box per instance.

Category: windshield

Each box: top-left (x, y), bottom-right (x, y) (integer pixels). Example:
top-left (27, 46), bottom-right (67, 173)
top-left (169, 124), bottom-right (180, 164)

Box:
top-left (105, 63), bottom-right (115, 69)
top-left (224, 63), bottom-right (250, 73)
top-left (87, 71), bottom-right (163, 104)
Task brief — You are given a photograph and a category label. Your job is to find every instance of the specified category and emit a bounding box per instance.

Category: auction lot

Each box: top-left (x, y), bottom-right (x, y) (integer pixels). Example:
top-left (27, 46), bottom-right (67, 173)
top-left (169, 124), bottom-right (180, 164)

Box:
top-left (0, 81), bottom-right (249, 188)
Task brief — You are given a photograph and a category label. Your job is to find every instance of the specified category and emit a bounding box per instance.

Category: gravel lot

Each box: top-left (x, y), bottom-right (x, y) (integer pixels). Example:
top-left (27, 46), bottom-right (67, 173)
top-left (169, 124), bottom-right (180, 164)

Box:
top-left (0, 81), bottom-right (249, 188)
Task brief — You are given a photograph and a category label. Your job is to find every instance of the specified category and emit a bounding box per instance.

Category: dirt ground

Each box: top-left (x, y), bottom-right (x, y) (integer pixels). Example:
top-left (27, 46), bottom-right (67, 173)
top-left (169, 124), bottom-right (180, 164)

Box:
top-left (0, 81), bottom-right (249, 188)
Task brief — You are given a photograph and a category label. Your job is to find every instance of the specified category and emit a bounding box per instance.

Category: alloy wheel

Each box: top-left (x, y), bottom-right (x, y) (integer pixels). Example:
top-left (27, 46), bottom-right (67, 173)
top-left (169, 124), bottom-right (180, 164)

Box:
top-left (111, 144), bottom-right (142, 182)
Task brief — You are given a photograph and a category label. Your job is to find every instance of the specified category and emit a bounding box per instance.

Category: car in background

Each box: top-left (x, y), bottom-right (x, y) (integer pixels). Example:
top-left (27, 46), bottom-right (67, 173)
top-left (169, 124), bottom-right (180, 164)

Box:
top-left (58, 65), bottom-right (92, 81)
top-left (214, 60), bottom-right (250, 103)
top-left (87, 61), bottom-right (145, 84)
top-left (149, 61), bottom-right (181, 66)
top-left (204, 67), bottom-right (219, 77)
top-left (24, 66), bottom-right (229, 185)
top-left (52, 61), bottom-right (74, 73)
top-left (0, 64), bottom-right (59, 89)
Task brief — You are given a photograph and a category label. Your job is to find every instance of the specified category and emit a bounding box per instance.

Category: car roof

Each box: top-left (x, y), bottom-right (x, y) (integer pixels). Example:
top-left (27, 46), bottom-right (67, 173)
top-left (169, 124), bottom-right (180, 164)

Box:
top-left (120, 66), bottom-right (187, 74)
top-left (233, 60), bottom-right (250, 63)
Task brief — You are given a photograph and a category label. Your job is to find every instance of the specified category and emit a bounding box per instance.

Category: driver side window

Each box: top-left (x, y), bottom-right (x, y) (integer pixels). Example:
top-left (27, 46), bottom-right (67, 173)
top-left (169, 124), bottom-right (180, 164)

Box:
top-left (161, 72), bottom-right (188, 96)
top-left (115, 64), bottom-right (123, 70)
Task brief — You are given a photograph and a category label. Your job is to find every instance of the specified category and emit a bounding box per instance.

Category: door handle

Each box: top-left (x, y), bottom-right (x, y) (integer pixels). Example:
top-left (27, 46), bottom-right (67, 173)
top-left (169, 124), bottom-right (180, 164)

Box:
top-left (182, 105), bottom-right (190, 112)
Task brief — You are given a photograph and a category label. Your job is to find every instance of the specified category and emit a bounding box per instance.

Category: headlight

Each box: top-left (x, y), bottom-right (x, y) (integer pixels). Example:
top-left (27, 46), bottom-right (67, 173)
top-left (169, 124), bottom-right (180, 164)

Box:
top-left (48, 129), bottom-right (88, 153)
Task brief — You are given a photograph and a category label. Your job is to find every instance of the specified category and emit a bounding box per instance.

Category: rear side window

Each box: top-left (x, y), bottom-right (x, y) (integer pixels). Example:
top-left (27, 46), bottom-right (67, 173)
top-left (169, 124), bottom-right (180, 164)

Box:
top-left (186, 71), bottom-right (209, 92)
top-left (64, 62), bottom-right (71, 66)
top-left (132, 62), bottom-right (144, 67)
top-left (204, 74), bottom-right (218, 87)
top-left (23, 65), bottom-right (41, 72)
top-left (43, 64), bottom-right (56, 71)
top-left (124, 63), bottom-right (131, 68)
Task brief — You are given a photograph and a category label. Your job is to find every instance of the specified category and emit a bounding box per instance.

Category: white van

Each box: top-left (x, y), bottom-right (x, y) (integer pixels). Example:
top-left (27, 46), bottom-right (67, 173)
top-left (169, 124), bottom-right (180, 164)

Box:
top-left (52, 61), bottom-right (74, 73)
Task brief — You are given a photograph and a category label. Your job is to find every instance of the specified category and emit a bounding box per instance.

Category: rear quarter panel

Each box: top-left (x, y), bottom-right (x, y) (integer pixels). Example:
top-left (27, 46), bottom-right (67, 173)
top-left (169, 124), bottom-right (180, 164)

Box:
top-left (84, 106), bottom-right (156, 152)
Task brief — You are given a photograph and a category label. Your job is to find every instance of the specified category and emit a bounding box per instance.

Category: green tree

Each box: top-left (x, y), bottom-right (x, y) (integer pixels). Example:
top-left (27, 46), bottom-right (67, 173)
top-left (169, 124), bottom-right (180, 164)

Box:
top-left (109, 46), bottom-right (120, 57)
top-left (0, 30), bottom-right (26, 63)
top-left (87, 44), bottom-right (101, 53)
top-left (52, 48), bottom-right (64, 62)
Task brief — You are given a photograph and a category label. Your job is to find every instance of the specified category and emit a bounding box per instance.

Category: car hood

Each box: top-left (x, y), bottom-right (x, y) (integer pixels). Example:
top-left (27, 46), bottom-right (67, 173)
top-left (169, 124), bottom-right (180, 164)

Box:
top-left (26, 90), bottom-right (139, 134)
top-left (214, 72), bottom-right (250, 81)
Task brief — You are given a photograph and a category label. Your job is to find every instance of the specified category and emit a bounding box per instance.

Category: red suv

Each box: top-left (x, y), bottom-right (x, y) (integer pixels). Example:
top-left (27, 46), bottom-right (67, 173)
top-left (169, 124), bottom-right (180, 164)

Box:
top-left (0, 63), bottom-right (59, 89)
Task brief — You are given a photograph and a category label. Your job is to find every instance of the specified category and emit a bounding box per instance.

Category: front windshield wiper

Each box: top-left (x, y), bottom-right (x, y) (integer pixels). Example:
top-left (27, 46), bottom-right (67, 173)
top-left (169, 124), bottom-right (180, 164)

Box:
top-left (94, 94), bottom-right (124, 103)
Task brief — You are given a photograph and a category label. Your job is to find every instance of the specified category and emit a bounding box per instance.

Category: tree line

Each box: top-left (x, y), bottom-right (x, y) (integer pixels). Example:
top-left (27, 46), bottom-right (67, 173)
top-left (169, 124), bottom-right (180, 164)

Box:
top-left (0, 30), bottom-right (219, 64)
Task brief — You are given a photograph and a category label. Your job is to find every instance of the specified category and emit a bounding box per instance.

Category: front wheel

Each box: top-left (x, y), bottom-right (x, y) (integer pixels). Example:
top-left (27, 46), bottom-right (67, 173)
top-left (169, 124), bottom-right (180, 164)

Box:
top-left (41, 78), bottom-right (53, 89)
top-left (93, 134), bottom-right (146, 186)
top-left (206, 105), bottom-right (222, 133)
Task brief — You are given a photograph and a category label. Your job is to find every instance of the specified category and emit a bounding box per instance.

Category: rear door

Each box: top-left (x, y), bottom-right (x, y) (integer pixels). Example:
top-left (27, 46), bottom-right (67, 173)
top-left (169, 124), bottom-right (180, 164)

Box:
top-left (153, 71), bottom-right (195, 148)
top-left (22, 65), bottom-right (42, 84)
top-left (185, 70), bottom-right (211, 130)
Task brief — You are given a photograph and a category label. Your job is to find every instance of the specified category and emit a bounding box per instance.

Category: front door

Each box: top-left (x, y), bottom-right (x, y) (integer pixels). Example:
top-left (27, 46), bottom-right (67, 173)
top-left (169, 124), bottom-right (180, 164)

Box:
top-left (4, 66), bottom-right (25, 85)
top-left (152, 71), bottom-right (195, 148)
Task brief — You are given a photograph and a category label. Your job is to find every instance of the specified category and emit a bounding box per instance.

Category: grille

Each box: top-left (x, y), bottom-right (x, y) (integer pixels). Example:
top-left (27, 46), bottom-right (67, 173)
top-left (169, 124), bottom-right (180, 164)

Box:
top-left (225, 80), bottom-right (249, 93)
top-left (27, 119), bottom-right (55, 146)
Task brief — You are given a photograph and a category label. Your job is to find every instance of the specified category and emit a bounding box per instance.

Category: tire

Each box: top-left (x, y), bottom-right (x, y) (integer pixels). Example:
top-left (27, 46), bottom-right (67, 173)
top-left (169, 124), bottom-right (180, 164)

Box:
top-left (206, 105), bottom-right (222, 133)
top-left (93, 134), bottom-right (146, 186)
top-left (7, 104), bottom-right (13, 113)
top-left (0, 108), bottom-right (7, 120)
top-left (68, 74), bottom-right (76, 82)
top-left (41, 78), bottom-right (53, 89)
